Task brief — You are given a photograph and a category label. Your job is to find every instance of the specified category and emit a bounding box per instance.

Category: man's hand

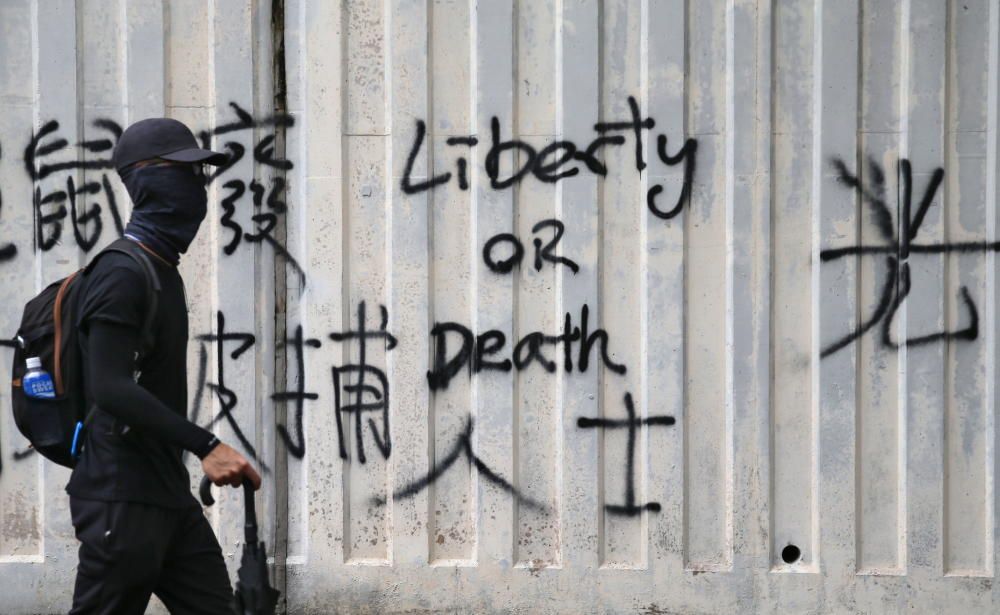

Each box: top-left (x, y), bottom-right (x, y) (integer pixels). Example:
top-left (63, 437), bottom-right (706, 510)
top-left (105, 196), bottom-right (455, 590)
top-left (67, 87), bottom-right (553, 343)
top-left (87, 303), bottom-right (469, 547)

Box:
top-left (201, 443), bottom-right (262, 490)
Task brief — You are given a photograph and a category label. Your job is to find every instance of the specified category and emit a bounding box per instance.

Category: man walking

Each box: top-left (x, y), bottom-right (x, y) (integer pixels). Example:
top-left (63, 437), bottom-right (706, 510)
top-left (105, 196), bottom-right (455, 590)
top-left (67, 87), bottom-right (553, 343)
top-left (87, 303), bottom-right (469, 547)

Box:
top-left (67, 118), bottom-right (261, 614)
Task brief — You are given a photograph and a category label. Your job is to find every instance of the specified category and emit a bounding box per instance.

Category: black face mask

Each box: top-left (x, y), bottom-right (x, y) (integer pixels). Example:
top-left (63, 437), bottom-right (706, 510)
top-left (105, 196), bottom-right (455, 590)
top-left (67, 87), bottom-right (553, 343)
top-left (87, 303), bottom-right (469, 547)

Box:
top-left (120, 163), bottom-right (207, 265)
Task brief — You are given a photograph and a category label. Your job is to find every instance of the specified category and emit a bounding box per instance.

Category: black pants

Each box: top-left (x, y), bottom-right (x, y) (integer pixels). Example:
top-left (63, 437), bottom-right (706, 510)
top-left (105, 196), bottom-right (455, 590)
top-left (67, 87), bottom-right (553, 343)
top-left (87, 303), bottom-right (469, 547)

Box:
top-left (69, 497), bottom-right (233, 614)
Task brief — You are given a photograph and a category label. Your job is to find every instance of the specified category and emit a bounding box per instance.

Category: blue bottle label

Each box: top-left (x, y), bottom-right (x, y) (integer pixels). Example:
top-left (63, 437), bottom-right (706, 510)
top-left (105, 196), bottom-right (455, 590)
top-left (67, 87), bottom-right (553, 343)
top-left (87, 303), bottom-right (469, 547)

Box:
top-left (24, 371), bottom-right (56, 399)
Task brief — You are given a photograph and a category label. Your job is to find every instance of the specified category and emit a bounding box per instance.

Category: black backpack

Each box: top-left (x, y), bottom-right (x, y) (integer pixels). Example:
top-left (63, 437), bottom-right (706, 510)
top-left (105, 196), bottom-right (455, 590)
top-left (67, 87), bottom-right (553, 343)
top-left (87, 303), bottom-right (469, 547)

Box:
top-left (10, 238), bottom-right (160, 467)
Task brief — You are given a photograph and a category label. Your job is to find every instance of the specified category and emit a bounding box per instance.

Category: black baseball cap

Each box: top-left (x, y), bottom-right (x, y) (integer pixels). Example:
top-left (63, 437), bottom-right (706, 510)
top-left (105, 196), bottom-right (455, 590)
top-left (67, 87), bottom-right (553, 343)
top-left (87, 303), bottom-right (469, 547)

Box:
top-left (112, 117), bottom-right (228, 171)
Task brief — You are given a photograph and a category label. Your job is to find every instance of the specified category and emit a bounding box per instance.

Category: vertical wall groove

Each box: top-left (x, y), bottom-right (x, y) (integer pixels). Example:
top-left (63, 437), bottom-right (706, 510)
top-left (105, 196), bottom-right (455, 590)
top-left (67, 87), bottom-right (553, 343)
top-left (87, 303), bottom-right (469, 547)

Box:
top-left (424, 0), bottom-right (437, 565)
top-left (895, 0), bottom-right (911, 573)
top-left (852, 0), bottom-right (865, 574)
top-left (810, 0), bottom-right (824, 572)
top-left (986, 0), bottom-right (1000, 578)
top-left (270, 0), bottom-right (289, 606)
top-left (510, 0), bottom-right (522, 565)
top-left (638, 0), bottom-right (649, 568)
top-left (941, 0), bottom-right (955, 573)
top-left (380, 0), bottom-right (394, 565)
top-left (766, 0), bottom-right (778, 573)
top-left (552, 0), bottom-right (566, 569)
top-left (337, 0), bottom-right (351, 562)
top-left (595, 0), bottom-right (607, 568)
top-left (680, 0), bottom-right (691, 568)
top-left (723, 0), bottom-right (735, 569)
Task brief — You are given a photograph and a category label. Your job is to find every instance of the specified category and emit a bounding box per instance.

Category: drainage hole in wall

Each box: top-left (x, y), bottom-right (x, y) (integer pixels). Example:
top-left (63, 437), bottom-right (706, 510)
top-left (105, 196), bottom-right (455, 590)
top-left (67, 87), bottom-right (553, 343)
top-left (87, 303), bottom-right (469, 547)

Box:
top-left (781, 544), bottom-right (801, 564)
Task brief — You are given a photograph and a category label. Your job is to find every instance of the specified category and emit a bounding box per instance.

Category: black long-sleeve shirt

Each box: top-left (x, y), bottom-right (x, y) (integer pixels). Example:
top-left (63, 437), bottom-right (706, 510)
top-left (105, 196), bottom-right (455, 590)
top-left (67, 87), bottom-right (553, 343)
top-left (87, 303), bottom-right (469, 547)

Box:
top-left (66, 250), bottom-right (217, 508)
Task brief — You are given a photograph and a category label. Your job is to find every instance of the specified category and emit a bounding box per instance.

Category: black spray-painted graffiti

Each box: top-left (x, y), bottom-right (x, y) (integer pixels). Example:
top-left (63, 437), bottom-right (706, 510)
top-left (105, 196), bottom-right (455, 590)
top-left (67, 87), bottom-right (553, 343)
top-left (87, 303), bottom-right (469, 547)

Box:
top-left (376, 392), bottom-right (673, 517)
top-left (272, 324), bottom-right (321, 459)
top-left (6, 103), bottom-right (301, 280)
top-left (181, 300), bottom-right (659, 517)
top-left (202, 102), bottom-right (306, 290)
top-left (193, 311), bottom-right (267, 471)
top-left (2, 100), bottom-right (682, 521)
top-left (1, 104), bottom-right (307, 473)
top-left (426, 304), bottom-right (626, 391)
top-left (371, 416), bottom-right (543, 510)
top-left (820, 156), bottom-right (984, 358)
top-left (405, 99), bottom-right (698, 276)
top-left (190, 302), bottom-right (397, 466)
top-left (401, 96), bottom-right (698, 222)
top-left (380, 302), bottom-right (664, 516)
top-left (378, 102), bottom-right (690, 516)
top-left (483, 218), bottom-right (580, 275)
top-left (329, 301), bottom-right (396, 464)
top-left (25, 118), bottom-right (126, 253)
top-left (578, 393), bottom-right (674, 515)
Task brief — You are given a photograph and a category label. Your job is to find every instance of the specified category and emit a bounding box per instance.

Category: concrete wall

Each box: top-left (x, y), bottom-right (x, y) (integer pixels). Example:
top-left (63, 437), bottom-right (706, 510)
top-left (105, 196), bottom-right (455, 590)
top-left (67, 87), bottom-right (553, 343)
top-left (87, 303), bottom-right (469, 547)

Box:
top-left (1, 1), bottom-right (999, 613)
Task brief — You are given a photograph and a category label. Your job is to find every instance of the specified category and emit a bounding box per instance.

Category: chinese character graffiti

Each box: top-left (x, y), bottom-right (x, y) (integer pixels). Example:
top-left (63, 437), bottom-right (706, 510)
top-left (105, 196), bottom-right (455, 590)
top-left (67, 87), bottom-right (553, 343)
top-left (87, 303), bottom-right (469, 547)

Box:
top-left (194, 311), bottom-right (265, 469)
top-left (198, 102), bottom-right (306, 290)
top-left (273, 324), bottom-right (321, 459)
top-left (329, 301), bottom-right (396, 465)
top-left (820, 156), bottom-right (984, 358)
top-left (24, 119), bottom-right (126, 253)
top-left (371, 417), bottom-right (544, 511)
top-left (577, 392), bottom-right (674, 516)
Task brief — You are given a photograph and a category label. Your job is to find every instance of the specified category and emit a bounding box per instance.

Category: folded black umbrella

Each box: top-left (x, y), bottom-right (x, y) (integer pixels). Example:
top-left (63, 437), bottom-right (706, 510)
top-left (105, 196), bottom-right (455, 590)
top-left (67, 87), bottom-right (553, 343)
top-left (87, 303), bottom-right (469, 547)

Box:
top-left (200, 476), bottom-right (281, 615)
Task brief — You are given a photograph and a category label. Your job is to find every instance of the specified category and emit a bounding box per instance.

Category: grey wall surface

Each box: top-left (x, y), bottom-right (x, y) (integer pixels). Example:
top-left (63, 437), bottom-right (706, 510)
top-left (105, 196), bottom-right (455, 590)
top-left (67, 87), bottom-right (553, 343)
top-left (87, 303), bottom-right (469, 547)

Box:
top-left (2, 0), bottom-right (1000, 613)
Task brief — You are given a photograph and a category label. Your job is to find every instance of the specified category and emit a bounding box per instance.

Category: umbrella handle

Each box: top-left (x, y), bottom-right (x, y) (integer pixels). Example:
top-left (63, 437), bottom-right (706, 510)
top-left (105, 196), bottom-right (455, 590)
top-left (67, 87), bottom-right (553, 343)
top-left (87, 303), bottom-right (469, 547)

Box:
top-left (199, 475), bottom-right (215, 506)
top-left (198, 475), bottom-right (259, 546)
top-left (243, 477), bottom-right (259, 546)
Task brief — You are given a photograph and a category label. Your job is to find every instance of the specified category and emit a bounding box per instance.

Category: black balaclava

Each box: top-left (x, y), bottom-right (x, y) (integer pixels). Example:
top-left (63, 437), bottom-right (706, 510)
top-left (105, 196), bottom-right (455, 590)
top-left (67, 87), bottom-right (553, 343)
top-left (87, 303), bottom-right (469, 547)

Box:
top-left (119, 163), bottom-right (207, 266)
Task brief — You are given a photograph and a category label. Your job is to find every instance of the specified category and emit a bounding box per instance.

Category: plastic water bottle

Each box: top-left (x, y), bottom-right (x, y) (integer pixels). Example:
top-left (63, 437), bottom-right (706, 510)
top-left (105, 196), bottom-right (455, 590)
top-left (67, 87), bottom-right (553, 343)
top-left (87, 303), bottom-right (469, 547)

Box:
top-left (23, 357), bottom-right (56, 399)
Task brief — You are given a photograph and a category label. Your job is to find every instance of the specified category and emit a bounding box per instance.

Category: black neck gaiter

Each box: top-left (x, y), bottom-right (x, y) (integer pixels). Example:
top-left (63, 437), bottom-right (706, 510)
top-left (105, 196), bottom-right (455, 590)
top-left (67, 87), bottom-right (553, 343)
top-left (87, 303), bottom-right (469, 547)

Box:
top-left (119, 164), bottom-right (208, 266)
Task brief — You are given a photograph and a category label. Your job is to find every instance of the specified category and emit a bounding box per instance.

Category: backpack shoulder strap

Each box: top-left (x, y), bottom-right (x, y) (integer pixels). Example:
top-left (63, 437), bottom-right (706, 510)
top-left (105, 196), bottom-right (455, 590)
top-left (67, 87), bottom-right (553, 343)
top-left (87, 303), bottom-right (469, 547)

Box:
top-left (83, 238), bottom-right (161, 358)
